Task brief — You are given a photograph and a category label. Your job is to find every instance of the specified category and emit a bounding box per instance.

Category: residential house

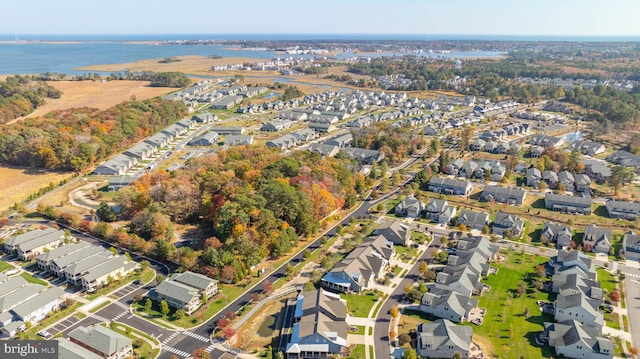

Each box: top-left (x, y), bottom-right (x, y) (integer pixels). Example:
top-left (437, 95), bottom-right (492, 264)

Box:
top-left (607, 150), bottom-right (640, 168)
top-left (574, 174), bottom-right (591, 193)
top-left (434, 265), bottom-right (483, 297)
top-left (531, 145), bottom-right (545, 158)
top-left (154, 280), bottom-right (201, 315)
top-left (526, 168), bottom-right (542, 188)
top-left (569, 140), bottom-right (606, 156)
top-left (428, 177), bottom-right (473, 196)
top-left (545, 193), bottom-right (592, 214)
top-left (69, 325), bottom-right (133, 359)
top-left (341, 148), bottom-right (384, 164)
top-left (1, 287), bottom-right (65, 337)
top-left (582, 224), bottom-right (612, 254)
top-left (285, 289), bottom-right (348, 359)
top-left (543, 170), bottom-right (559, 189)
top-left (57, 338), bottom-right (103, 359)
top-left (492, 211), bottom-right (524, 238)
top-left (170, 271), bottom-right (218, 300)
top-left (425, 199), bottom-right (457, 225)
top-left (81, 256), bottom-right (139, 293)
top-left (3, 227), bottom-right (59, 255)
top-left (123, 142), bottom-right (156, 161)
top-left (373, 221), bottom-right (411, 246)
top-left (416, 319), bottom-right (473, 359)
top-left (49, 246), bottom-right (110, 279)
top-left (623, 231), bottom-right (640, 262)
top-left (224, 135), bottom-right (254, 146)
top-left (261, 120), bottom-right (293, 132)
top-left (187, 131), bottom-right (219, 146)
top-left (92, 154), bottom-right (137, 176)
top-left (543, 320), bottom-right (613, 359)
top-left (420, 289), bottom-right (477, 324)
top-left (107, 176), bottom-right (137, 191)
top-left (558, 171), bottom-right (575, 191)
top-left (322, 236), bottom-right (393, 293)
top-left (456, 209), bottom-right (490, 231)
top-left (63, 252), bottom-right (115, 286)
top-left (480, 186), bottom-right (526, 206)
top-left (324, 133), bottom-right (353, 148)
top-left (191, 112), bottom-right (218, 123)
top-left (209, 126), bottom-right (246, 135)
top-left (395, 196), bottom-right (424, 218)
top-left (549, 250), bottom-right (595, 277)
top-left (210, 95), bottom-right (242, 109)
top-left (13, 229), bottom-right (66, 261)
top-left (554, 290), bottom-right (604, 329)
top-left (541, 222), bottom-right (573, 250)
top-left (584, 162), bottom-right (612, 184)
top-left (469, 139), bottom-right (486, 151)
top-left (529, 134), bottom-right (565, 148)
top-left (605, 199), bottom-right (640, 220)
top-left (36, 241), bottom-right (92, 271)
top-left (306, 144), bottom-right (340, 157)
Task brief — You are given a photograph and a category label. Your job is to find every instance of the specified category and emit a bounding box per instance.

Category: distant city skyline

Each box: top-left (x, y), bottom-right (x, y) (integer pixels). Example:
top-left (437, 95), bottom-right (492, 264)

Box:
top-left (1, 0), bottom-right (639, 37)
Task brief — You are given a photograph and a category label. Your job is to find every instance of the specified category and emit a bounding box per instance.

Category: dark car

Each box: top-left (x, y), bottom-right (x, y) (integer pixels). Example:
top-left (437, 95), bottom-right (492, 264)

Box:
top-left (133, 279), bottom-right (142, 285)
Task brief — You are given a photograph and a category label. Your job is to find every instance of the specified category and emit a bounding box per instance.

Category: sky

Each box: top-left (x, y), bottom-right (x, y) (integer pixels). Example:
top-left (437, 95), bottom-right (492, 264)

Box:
top-left (1, 0), bottom-right (639, 37)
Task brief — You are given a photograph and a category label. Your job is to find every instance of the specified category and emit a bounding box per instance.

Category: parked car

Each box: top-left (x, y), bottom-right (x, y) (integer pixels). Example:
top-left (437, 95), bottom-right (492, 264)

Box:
top-left (38, 330), bottom-right (53, 339)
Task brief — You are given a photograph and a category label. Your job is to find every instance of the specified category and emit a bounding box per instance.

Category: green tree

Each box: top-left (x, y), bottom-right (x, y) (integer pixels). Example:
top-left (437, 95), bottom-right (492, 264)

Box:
top-left (174, 309), bottom-right (186, 320)
top-left (96, 202), bottom-right (117, 222)
top-left (160, 300), bottom-right (170, 317)
top-left (403, 349), bottom-right (417, 359)
top-left (144, 298), bottom-right (152, 312)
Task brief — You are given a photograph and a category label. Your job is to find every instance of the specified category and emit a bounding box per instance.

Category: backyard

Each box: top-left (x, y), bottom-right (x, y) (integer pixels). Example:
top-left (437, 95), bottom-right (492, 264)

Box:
top-left (464, 250), bottom-right (555, 359)
top-left (341, 291), bottom-right (384, 318)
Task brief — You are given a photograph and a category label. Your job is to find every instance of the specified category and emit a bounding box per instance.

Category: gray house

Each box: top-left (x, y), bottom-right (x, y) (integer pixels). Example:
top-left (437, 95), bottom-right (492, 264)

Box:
top-left (543, 320), bottom-right (612, 359)
top-left (623, 231), bottom-right (640, 262)
top-left (480, 186), bottom-right (526, 206)
top-left (395, 196), bottom-right (424, 217)
top-left (69, 325), bottom-right (133, 359)
top-left (426, 199), bottom-right (457, 225)
top-left (582, 224), bottom-right (612, 254)
top-left (428, 177), bottom-right (473, 196)
top-left (456, 209), bottom-right (490, 231)
top-left (492, 212), bottom-right (524, 238)
top-left (545, 193), bottom-right (592, 214)
top-left (526, 168), bottom-right (542, 188)
top-left (187, 131), bottom-right (219, 146)
top-left (541, 222), bottom-right (573, 250)
top-left (416, 319), bottom-right (473, 359)
top-left (605, 199), bottom-right (640, 220)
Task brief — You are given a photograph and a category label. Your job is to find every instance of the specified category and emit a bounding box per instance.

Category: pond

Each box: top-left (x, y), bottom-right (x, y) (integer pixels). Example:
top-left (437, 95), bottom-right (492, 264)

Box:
top-left (564, 130), bottom-right (583, 142)
top-left (263, 92), bottom-right (281, 99)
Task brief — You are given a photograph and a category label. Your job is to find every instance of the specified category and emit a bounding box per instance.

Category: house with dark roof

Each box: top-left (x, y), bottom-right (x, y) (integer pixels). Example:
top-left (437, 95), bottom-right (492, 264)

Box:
top-left (541, 222), bottom-right (573, 250)
top-left (543, 170), bottom-right (559, 189)
top-left (69, 325), bottom-right (133, 359)
top-left (456, 209), bottom-right (490, 231)
top-left (550, 250), bottom-right (595, 277)
top-left (574, 174), bottom-right (591, 193)
top-left (425, 199), bottom-right (457, 225)
top-left (529, 134), bottom-right (565, 148)
top-left (530, 145), bottom-right (544, 158)
top-left (187, 131), bottom-right (219, 146)
top-left (395, 196), bottom-right (424, 218)
top-left (605, 199), bottom-right (640, 220)
top-left (623, 231), bottom-right (640, 262)
top-left (492, 212), bottom-right (524, 238)
top-left (306, 144), bottom-right (340, 157)
top-left (420, 289), bottom-right (477, 324)
top-left (373, 220), bottom-right (411, 246)
top-left (341, 147), bottom-right (383, 164)
top-left (607, 150), bottom-right (640, 168)
top-left (584, 162), bottom-right (612, 184)
top-left (154, 279), bottom-right (201, 315)
top-left (480, 185), bottom-right (526, 206)
top-left (558, 171), bottom-right (575, 191)
top-left (321, 236), bottom-right (393, 293)
top-left (469, 139), bottom-right (486, 151)
top-left (428, 177), bottom-right (473, 196)
top-left (261, 119), bottom-right (293, 132)
top-left (582, 224), bottom-right (612, 254)
top-left (542, 320), bottom-right (612, 359)
top-left (569, 140), bottom-right (606, 156)
top-left (526, 168), bottom-right (542, 188)
top-left (545, 193), bottom-right (592, 214)
top-left (554, 290), bottom-right (604, 329)
top-left (416, 319), bottom-right (473, 359)
top-left (286, 289), bottom-right (348, 359)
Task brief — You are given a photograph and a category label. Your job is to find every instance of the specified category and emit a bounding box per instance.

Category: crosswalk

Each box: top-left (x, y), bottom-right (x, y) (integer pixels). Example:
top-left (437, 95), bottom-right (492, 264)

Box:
top-left (205, 344), bottom-right (216, 353)
top-left (624, 272), bottom-right (640, 279)
top-left (161, 332), bottom-right (179, 345)
top-left (163, 345), bottom-right (191, 358)
top-left (182, 330), bottom-right (210, 342)
top-left (113, 301), bottom-right (130, 311)
top-left (89, 314), bottom-right (110, 322)
top-left (112, 311), bottom-right (128, 321)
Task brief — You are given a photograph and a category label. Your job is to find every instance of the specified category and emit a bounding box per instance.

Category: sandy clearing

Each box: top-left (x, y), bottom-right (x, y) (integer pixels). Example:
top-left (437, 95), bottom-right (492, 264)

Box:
top-left (77, 55), bottom-right (266, 73)
top-left (6, 80), bottom-right (176, 124)
top-left (0, 166), bottom-right (74, 214)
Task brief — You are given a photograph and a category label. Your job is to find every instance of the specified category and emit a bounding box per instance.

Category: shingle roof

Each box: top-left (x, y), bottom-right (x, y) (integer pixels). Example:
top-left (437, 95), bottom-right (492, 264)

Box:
top-left (69, 325), bottom-right (132, 357)
top-left (11, 287), bottom-right (64, 319)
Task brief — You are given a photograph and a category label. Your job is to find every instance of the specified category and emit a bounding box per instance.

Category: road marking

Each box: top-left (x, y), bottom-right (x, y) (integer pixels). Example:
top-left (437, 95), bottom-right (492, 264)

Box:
top-left (205, 344), bottom-right (216, 353)
top-left (113, 301), bottom-right (130, 310)
top-left (182, 330), bottom-right (210, 342)
top-left (162, 332), bottom-right (179, 345)
top-left (127, 314), bottom-right (134, 319)
top-left (89, 314), bottom-right (110, 322)
top-left (163, 345), bottom-right (190, 358)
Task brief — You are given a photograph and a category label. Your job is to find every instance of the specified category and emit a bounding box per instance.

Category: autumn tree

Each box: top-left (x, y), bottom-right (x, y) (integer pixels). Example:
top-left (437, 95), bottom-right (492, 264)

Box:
top-left (216, 317), bottom-right (230, 329)
top-left (390, 305), bottom-right (399, 319)
top-left (222, 327), bottom-right (236, 339)
top-left (402, 348), bottom-right (417, 359)
top-left (192, 348), bottom-right (210, 359)
top-left (608, 290), bottom-right (621, 303)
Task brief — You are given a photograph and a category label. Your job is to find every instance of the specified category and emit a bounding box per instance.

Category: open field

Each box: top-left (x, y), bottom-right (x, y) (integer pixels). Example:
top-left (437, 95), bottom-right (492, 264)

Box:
top-left (0, 166), bottom-right (73, 214)
top-left (8, 80), bottom-right (176, 124)
top-left (78, 55), bottom-right (268, 74)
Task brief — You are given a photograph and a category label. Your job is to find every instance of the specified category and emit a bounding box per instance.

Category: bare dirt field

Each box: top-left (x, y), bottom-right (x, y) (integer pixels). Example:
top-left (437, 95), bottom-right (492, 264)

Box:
top-left (12, 81), bottom-right (176, 123)
top-left (237, 296), bottom-right (291, 352)
top-left (0, 166), bottom-right (73, 214)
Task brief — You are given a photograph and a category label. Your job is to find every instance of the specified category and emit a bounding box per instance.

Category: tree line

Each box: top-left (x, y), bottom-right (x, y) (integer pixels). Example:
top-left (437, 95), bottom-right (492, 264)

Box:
top-left (0, 75), bottom-right (62, 124)
top-left (0, 98), bottom-right (188, 171)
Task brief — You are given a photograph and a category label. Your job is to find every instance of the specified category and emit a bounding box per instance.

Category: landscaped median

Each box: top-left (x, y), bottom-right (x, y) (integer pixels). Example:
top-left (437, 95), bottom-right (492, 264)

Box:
top-left (102, 321), bottom-right (160, 359)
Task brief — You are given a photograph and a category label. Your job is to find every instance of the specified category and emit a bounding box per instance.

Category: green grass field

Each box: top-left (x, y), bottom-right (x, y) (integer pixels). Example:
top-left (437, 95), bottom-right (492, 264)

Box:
top-left (347, 344), bottom-right (366, 359)
top-left (597, 268), bottom-right (617, 294)
top-left (0, 260), bottom-right (13, 273)
top-left (341, 291), bottom-right (383, 318)
top-left (20, 272), bottom-right (48, 286)
top-left (463, 250), bottom-right (555, 359)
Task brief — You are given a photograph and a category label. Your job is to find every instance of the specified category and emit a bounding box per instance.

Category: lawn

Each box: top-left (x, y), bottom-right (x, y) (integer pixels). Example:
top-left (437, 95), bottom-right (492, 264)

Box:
top-left (87, 267), bottom-right (154, 301)
top-left (463, 250), bottom-right (556, 359)
top-left (0, 260), bottom-right (12, 273)
top-left (596, 268), bottom-right (617, 294)
top-left (341, 291), bottom-right (383, 318)
top-left (20, 272), bottom-right (48, 286)
top-left (347, 344), bottom-right (366, 359)
top-left (105, 322), bottom-right (160, 359)
top-left (395, 245), bottom-right (418, 263)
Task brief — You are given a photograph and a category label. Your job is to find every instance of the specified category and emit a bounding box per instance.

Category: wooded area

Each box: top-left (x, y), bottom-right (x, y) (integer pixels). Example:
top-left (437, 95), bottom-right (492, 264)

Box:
top-left (0, 98), bottom-right (188, 171)
top-left (0, 75), bottom-right (62, 124)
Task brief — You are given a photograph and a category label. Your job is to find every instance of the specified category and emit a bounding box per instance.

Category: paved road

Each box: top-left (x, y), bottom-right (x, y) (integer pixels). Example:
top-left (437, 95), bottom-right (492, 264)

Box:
top-left (373, 237), bottom-right (441, 359)
top-left (624, 276), bottom-right (640, 350)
